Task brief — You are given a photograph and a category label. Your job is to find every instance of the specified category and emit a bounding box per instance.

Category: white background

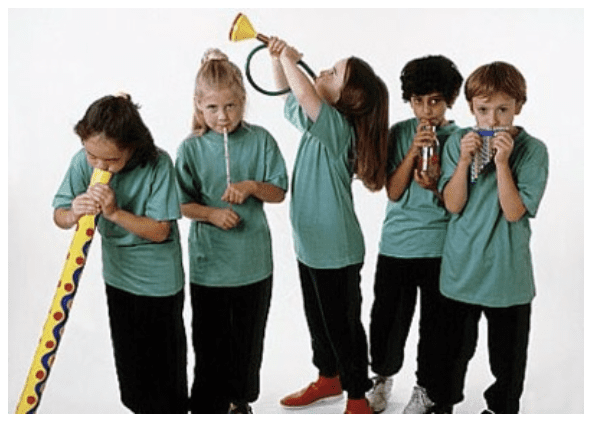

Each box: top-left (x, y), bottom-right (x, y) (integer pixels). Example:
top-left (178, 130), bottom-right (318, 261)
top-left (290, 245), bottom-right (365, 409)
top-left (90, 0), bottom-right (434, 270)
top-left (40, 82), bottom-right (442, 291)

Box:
top-left (6, 6), bottom-right (585, 415)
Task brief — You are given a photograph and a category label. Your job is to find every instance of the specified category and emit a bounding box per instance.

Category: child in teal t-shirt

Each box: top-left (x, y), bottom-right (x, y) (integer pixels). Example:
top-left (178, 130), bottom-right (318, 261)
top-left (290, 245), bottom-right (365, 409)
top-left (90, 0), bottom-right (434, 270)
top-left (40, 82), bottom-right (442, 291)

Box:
top-left (52, 94), bottom-right (187, 413)
top-left (367, 55), bottom-right (463, 414)
top-left (429, 62), bottom-right (548, 414)
top-left (267, 37), bottom-right (389, 414)
top-left (175, 49), bottom-right (287, 414)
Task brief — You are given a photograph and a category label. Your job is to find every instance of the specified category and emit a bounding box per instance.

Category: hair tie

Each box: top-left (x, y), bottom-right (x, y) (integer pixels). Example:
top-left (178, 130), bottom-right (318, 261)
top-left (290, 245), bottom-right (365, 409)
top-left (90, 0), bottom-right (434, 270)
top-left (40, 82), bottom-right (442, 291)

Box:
top-left (201, 48), bottom-right (229, 65)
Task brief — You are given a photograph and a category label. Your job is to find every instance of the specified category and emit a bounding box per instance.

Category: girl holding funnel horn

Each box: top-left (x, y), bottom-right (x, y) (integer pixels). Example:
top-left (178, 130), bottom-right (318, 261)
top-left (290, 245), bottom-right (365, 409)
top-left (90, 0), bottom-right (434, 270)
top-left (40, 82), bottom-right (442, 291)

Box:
top-left (52, 94), bottom-right (188, 413)
top-left (267, 37), bottom-right (389, 414)
top-left (175, 48), bottom-right (288, 414)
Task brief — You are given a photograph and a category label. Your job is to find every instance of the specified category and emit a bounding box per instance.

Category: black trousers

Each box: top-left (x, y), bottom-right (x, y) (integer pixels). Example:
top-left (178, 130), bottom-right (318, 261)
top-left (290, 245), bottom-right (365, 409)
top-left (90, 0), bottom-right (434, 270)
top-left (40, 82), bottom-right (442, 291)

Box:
top-left (428, 296), bottom-right (531, 414)
top-left (189, 277), bottom-right (272, 414)
top-left (298, 261), bottom-right (372, 398)
top-left (105, 285), bottom-right (188, 414)
top-left (369, 255), bottom-right (449, 392)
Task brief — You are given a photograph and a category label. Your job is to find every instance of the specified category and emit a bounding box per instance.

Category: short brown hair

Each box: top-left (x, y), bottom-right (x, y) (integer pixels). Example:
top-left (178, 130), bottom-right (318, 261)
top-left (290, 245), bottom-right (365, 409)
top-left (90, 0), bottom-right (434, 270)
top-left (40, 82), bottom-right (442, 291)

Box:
top-left (464, 61), bottom-right (527, 107)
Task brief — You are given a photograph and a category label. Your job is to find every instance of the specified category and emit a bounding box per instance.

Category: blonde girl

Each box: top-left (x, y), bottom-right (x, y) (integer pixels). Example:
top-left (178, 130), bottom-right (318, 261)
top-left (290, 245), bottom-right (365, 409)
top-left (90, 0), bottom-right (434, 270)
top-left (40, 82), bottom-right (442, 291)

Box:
top-left (175, 49), bottom-right (288, 414)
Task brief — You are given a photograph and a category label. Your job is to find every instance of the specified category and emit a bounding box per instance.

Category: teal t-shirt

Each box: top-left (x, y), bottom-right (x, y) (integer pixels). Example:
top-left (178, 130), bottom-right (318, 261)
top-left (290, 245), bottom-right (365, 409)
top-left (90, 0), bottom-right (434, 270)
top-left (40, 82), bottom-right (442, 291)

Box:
top-left (438, 127), bottom-right (549, 307)
top-left (285, 93), bottom-right (365, 269)
top-left (379, 118), bottom-right (458, 258)
top-left (175, 123), bottom-right (288, 287)
top-left (52, 149), bottom-right (185, 297)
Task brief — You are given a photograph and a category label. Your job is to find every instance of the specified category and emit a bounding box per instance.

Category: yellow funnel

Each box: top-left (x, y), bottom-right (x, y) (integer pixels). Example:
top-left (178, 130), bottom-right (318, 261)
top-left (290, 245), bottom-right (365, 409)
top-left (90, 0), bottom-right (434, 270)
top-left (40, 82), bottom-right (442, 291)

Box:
top-left (229, 13), bottom-right (269, 44)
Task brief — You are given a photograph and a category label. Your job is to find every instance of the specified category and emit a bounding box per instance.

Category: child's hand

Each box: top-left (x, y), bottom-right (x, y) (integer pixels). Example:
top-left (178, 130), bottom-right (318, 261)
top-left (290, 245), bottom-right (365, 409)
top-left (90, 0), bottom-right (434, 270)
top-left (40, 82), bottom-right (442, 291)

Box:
top-left (280, 43), bottom-right (303, 65)
top-left (492, 131), bottom-right (514, 166)
top-left (87, 184), bottom-right (118, 219)
top-left (410, 120), bottom-right (437, 158)
top-left (459, 131), bottom-right (482, 166)
top-left (221, 181), bottom-right (255, 205)
top-left (71, 192), bottom-right (101, 219)
top-left (268, 36), bottom-right (286, 59)
top-left (413, 168), bottom-right (438, 191)
top-left (209, 208), bottom-right (241, 230)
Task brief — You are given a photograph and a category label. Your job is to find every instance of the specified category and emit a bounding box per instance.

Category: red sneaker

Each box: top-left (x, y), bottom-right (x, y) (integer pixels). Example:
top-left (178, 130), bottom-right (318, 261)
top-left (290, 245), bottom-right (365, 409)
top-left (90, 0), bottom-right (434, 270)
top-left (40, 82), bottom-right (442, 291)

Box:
top-left (344, 398), bottom-right (373, 414)
top-left (280, 375), bottom-right (343, 408)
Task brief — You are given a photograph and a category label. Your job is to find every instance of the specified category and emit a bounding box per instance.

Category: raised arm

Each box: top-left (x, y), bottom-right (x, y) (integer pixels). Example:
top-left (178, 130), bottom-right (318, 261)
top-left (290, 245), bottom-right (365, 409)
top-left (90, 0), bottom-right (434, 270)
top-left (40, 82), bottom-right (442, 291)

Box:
top-left (268, 38), bottom-right (322, 122)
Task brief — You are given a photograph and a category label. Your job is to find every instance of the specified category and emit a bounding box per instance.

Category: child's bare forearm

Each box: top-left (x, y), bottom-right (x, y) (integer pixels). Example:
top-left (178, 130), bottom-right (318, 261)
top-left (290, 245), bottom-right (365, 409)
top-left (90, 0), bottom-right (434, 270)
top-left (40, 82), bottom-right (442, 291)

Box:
top-left (271, 57), bottom-right (289, 94)
top-left (443, 164), bottom-right (469, 214)
top-left (280, 55), bottom-right (321, 121)
top-left (250, 181), bottom-right (286, 203)
top-left (104, 210), bottom-right (171, 243)
top-left (496, 163), bottom-right (527, 222)
top-left (387, 153), bottom-right (416, 201)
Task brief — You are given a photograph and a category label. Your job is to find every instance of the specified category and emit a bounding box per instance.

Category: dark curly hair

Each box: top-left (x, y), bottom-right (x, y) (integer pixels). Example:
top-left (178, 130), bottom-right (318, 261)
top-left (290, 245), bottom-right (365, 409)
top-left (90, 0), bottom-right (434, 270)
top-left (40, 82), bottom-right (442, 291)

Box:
top-left (400, 55), bottom-right (463, 107)
top-left (74, 94), bottom-right (158, 167)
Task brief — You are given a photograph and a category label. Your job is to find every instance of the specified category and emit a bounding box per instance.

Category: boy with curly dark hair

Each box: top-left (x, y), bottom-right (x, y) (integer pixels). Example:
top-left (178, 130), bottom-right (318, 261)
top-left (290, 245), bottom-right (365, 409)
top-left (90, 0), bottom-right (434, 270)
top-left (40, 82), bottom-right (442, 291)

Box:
top-left (368, 55), bottom-right (463, 414)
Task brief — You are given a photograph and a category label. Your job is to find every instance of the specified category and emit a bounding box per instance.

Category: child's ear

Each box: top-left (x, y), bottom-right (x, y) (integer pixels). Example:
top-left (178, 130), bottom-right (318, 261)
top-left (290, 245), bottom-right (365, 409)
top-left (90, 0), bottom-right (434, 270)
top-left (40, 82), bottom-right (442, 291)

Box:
top-left (514, 101), bottom-right (523, 115)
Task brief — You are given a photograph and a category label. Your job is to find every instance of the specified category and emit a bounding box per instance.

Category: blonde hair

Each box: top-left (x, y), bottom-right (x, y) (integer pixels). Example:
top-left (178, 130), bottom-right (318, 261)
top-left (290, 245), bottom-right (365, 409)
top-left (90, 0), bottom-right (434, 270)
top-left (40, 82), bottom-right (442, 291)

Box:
top-left (192, 48), bottom-right (246, 135)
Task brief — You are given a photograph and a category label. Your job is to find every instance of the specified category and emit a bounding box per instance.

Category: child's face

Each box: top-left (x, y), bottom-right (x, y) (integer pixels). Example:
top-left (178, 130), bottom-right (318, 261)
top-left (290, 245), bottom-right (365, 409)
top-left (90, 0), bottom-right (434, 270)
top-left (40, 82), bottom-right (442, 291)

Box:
top-left (197, 87), bottom-right (244, 135)
top-left (470, 92), bottom-right (522, 128)
top-left (410, 92), bottom-right (448, 127)
top-left (83, 133), bottom-right (133, 174)
top-left (315, 58), bottom-right (348, 105)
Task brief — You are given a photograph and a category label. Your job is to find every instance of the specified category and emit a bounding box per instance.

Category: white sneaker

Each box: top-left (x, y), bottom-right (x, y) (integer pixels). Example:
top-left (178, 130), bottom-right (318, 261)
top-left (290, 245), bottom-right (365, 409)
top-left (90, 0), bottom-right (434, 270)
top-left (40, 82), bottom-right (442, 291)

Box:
top-left (368, 375), bottom-right (393, 413)
top-left (403, 385), bottom-right (435, 414)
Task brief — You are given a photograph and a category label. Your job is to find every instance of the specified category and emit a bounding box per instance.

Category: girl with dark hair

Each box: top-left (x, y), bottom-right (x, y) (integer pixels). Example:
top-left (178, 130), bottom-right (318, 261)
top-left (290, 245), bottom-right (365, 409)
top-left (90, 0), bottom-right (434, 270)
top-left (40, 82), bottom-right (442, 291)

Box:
top-left (53, 93), bottom-right (187, 413)
top-left (267, 38), bottom-right (389, 414)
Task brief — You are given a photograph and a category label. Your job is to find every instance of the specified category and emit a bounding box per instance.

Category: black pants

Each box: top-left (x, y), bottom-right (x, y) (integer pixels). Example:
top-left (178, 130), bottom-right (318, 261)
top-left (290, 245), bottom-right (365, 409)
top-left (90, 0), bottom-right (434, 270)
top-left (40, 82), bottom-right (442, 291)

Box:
top-left (428, 296), bottom-right (531, 414)
top-left (369, 255), bottom-right (448, 392)
top-left (105, 285), bottom-right (188, 414)
top-left (189, 277), bottom-right (272, 414)
top-left (298, 261), bottom-right (372, 398)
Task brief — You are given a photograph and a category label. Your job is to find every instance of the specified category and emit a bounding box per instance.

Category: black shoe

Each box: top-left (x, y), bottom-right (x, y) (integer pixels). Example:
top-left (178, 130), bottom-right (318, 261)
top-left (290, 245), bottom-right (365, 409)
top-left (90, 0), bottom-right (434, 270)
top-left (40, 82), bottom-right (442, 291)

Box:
top-left (229, 402), bottom-right (253, 414)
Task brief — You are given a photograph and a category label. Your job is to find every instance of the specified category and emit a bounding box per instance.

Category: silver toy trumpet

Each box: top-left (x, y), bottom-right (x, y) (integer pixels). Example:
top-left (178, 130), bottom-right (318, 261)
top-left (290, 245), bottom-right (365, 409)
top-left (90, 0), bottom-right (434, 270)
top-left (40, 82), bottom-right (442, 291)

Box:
top-left (471, 127), bottom-right (508, 183)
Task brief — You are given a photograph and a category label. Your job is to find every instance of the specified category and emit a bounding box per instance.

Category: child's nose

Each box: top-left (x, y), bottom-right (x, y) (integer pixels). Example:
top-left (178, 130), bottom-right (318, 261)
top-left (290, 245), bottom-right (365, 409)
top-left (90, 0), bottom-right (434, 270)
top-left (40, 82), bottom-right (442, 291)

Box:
top-left (423, 102), bottom-right (432, 115)
top-left (95, 160), bottom-right (109, 171)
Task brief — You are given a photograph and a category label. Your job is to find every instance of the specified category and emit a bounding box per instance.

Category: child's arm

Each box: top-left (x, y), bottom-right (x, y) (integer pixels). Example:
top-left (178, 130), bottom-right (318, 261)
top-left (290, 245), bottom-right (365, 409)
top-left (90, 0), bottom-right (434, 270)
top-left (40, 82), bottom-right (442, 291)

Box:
top-left (387, 122), bottom-right (437, 201)
top-left (222, 181), bottom-right (285, 204)
top-left (180, 202), bottom-right (241, 231)
top-left (87, 184), bottom-right (171, 242)
top-left (53, 192), bottom-right (100, 229)
top-left (443, 131), bottom-right (481, 213)
top-left (493, 132), bottom-right (527, 222)
top-left (276, 41), bottom-right (322, 122)
top-left (268, 37), bottom-right (290, 97)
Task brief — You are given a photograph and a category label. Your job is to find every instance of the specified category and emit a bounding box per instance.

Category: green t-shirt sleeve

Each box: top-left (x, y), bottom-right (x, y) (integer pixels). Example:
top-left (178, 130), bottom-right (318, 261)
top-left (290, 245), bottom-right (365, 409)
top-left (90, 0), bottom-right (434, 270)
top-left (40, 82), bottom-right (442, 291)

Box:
top-left (175, 140), bottom-right (202, 205)
top-left (263, 132), bottom-right (289, 191)
top-left (284, 93), bottom-right (352, 158)
top-left (145, 152), bottom-right (182, 221)
top-left (516, 140), bottom-right (549, 218)
top-left (52, 149), bottom-right (93, 209)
